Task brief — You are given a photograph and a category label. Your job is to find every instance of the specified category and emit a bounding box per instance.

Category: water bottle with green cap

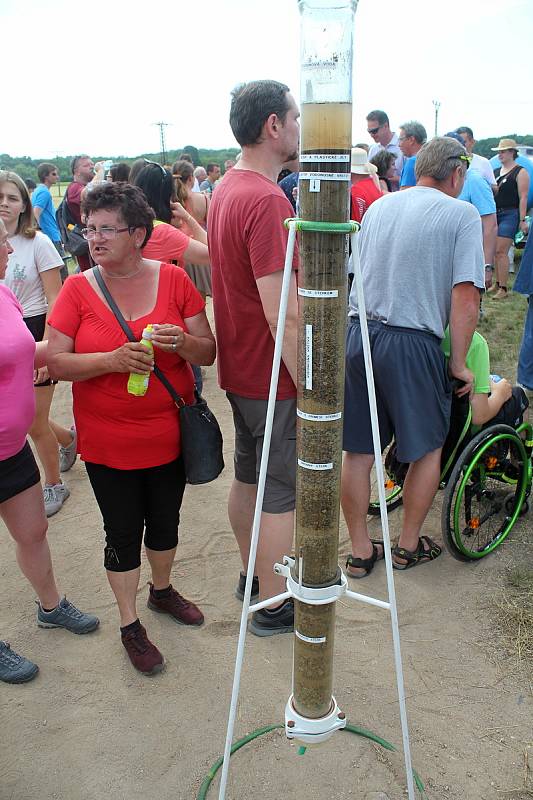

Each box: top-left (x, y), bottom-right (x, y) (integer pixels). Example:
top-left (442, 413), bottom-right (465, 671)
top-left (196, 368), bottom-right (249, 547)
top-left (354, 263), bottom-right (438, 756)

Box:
top-left (127, 324), bottom-right (154, 396)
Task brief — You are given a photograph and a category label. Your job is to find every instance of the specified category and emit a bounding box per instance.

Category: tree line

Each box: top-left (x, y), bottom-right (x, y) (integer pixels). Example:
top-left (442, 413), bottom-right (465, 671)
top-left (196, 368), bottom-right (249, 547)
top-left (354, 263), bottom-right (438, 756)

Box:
top-left (0, 146), bottom-right (240, 183)
top-left (2, 135), bottom-right (533, 184)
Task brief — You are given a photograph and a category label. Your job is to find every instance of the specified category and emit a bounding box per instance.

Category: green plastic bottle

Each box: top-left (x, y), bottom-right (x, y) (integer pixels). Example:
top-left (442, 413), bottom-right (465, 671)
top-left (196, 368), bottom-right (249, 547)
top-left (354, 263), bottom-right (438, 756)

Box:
top-left (127, 324), bottom-right (154, 396)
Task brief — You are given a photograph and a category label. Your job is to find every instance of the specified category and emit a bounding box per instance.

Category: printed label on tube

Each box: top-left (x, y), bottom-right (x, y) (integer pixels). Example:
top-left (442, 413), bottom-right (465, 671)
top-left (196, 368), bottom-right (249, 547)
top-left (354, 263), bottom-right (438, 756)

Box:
top-left (297, 409), bottom-right (342, 422)
top-left (300, 172), bottom-right (351, 181)
top-left (298, 288), bottom-right (339, 298)
top-left (298, 459), bottom-right (333, 471)
top-left (295, 630), bottom-right (326, 644)
top-left (300, 154), bottom-right (350, 163)
top-left (305, 324), bottom-right (313, 389)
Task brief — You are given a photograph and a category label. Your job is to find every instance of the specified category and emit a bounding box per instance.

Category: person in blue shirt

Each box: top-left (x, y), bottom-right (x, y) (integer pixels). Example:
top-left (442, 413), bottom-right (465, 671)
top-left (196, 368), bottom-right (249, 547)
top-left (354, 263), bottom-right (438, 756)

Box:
top-left (514, 231), bottom-right (533, 395)
top-left (31, 163), bottom-right (67, 282)
top-left (398, 121), bottom-right (427, 189)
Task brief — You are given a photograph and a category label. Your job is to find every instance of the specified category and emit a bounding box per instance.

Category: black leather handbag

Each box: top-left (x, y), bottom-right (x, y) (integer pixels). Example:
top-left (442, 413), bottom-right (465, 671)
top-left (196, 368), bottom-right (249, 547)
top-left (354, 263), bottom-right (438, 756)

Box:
top-left (93, 267), bottom-right (224, 484)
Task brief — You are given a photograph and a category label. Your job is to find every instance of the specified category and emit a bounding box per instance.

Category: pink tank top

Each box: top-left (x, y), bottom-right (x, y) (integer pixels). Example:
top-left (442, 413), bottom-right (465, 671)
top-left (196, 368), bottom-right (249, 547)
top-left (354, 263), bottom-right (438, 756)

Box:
top-left (0, 285), bottom-right (36, 460)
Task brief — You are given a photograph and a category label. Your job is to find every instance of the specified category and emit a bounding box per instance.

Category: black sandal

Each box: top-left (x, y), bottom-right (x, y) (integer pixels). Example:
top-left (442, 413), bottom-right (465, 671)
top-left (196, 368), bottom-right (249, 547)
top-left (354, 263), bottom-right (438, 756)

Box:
top-left (346, 540), bottom-right (384, 579)
top-left (392, 535), bottom-right (442, 570)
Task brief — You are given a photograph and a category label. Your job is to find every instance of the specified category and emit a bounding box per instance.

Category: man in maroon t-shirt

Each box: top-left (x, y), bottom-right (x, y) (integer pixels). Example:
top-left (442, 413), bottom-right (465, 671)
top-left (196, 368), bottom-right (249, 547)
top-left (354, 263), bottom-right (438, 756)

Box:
top-left (66, 155), bottom-right (96, 271)
top-left (209, 80), bottom-right (300, 636)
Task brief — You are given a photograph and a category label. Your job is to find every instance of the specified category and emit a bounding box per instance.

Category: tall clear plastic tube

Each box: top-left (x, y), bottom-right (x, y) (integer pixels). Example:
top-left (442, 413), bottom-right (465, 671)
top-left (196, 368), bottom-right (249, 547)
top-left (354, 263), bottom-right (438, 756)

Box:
top-left (293, 0), bottom-right (357, 719)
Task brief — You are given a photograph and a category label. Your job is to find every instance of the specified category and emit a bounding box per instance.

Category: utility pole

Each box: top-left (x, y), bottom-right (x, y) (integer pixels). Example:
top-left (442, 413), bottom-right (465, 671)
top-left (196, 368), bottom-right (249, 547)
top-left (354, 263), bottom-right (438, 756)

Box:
top-left (152, 121), bottom-right (169, 166)
top-left (432, 100), bottom-right (441, 137)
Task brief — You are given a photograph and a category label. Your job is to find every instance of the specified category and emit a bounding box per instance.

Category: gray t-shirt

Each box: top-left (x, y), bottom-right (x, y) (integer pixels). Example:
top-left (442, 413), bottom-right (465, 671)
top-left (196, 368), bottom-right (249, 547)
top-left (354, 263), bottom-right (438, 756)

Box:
top-left (348, 186), bottom-right (485, 339)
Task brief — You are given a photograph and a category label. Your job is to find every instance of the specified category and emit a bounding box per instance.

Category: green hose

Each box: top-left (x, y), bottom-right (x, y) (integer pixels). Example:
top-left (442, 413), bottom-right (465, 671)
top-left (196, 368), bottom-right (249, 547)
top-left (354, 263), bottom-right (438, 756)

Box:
top-left (196, 722), bottom-right (428, 799)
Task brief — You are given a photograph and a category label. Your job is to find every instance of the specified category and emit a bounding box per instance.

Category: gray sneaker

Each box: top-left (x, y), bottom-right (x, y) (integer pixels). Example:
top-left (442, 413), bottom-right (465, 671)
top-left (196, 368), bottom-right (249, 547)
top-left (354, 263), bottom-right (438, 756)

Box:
top-left (59, 427), bottom-right (77, 472)
top-left (0, 641), bottom-right (39, 683)
top-left (43, 482), bottom-right (70, 517)
top-left (37, 597), bottom-right (100, 635)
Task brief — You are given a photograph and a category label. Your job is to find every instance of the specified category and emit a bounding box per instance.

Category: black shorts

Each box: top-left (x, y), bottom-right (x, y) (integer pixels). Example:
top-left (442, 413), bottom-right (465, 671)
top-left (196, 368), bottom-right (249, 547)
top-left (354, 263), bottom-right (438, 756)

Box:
top-left (489, 386), bottom-right (529, 428)
top-left (0, 442), bottom-right (41, 504)
top-left (23, 313), bottom-right (57, 387)
top-left (343, 319), bottom-right (452, 463)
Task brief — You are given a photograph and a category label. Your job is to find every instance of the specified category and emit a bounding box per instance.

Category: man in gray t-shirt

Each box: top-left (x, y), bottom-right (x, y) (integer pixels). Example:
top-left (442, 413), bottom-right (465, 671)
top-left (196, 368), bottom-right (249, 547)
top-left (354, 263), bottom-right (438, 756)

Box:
top-left (342, 137), bottom-right (484, 576)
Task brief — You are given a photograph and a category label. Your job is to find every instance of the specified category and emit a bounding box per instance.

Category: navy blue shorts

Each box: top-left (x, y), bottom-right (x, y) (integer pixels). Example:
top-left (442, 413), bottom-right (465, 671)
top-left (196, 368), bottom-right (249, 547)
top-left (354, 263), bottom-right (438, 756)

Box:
top-left (343, 320), bottom-right (452, 463)
top-left (496, 208), bottom-right (519, 239)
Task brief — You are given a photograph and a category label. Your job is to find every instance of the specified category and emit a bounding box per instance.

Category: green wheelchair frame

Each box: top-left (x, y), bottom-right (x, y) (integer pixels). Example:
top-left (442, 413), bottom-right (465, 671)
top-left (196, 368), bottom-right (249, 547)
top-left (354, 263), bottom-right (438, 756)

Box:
top-left (368, 408), bottom-right (533, 562)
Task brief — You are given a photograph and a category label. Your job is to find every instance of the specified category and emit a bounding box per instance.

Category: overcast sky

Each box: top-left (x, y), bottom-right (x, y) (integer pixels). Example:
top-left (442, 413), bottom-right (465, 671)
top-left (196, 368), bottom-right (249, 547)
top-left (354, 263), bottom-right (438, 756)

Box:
top-left (2, 0), bottom-right (531, 159)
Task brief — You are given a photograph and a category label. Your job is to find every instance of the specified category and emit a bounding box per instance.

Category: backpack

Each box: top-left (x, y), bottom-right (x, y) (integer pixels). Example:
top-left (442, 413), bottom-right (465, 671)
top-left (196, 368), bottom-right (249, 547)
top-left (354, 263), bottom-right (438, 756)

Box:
top-left (56, 189), bottom-right (90, 258)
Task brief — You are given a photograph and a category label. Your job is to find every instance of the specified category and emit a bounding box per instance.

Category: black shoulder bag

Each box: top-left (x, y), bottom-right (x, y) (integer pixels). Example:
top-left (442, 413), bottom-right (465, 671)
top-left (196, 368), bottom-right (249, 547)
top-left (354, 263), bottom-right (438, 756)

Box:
top-left (92, 267), bottom-right (224, 484)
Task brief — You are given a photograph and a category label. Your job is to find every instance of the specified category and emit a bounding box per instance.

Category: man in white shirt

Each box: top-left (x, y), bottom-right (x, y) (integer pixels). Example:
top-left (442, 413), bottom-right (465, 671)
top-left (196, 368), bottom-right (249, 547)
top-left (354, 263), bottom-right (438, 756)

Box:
top-left (455, 126), bottom-right (497, 194)
top-left (366, 109), bottom-right (404, 190)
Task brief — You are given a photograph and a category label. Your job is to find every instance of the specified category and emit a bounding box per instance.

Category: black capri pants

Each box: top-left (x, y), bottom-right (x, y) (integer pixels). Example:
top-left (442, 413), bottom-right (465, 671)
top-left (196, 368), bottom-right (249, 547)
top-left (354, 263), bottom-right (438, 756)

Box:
top-left (85, 458), bottom-right (186, 572)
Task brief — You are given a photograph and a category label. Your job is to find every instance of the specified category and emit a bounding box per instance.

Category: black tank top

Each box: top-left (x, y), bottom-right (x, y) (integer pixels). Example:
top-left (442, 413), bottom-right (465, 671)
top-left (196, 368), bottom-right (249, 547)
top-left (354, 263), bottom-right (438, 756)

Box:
top-left (495, 164), bottom-right (522, 210)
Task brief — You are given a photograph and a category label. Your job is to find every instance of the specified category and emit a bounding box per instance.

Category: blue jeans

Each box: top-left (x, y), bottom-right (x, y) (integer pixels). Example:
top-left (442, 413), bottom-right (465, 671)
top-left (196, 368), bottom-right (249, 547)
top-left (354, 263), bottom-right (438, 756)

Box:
top-left (518, 297), bottom-right (533, 390)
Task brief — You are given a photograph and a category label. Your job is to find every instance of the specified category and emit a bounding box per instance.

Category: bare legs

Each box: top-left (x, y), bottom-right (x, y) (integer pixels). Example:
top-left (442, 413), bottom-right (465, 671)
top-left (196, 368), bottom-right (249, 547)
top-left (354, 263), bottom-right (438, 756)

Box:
top-left (228, 478), bottom-right (294, 606)
top-left (494, 236), bottom-right (513, 296)
top-left (341, 448), bottom-right (442, 573)
top-left (0, 482), bottom-right (60, 609)
top-left (29, 385), bottom-right (69, 486)
top-left (106, 546), bottom-right (177, 628)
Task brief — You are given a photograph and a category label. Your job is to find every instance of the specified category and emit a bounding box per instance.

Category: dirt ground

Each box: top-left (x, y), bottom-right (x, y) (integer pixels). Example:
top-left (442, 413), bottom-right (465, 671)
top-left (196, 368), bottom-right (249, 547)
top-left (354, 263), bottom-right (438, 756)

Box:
top-left (1, 334), bottom-right (532, 800)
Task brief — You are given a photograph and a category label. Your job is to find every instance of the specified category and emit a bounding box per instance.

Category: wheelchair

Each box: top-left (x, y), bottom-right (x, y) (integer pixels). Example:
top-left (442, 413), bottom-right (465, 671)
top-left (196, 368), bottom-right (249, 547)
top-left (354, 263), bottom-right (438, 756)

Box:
top-left (368, 394), bottom-right (533, 562)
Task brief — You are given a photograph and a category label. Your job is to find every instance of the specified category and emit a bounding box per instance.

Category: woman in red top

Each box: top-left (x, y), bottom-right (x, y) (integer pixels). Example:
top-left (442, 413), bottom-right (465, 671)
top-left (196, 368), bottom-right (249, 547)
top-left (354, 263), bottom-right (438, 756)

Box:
top-left (47, 183), bottom-right (216, 676)
top-left (349, 148), bottom-right (383, 223)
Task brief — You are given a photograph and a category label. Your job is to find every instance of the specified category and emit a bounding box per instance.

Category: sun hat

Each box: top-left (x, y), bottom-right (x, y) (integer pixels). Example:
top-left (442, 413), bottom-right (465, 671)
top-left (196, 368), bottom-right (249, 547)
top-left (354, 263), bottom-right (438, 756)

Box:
top-left (351, 147), bottom-right (377, 175)
top-left (491, 138), bottom-right (518, 151)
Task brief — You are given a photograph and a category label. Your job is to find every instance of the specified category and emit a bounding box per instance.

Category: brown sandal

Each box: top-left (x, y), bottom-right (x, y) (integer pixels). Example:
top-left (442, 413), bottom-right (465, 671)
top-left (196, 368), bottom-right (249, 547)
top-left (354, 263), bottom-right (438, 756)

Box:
top-left (346, 540), bottom-right (385, 579)
top-left (392, 535), bottom-right (442, 570)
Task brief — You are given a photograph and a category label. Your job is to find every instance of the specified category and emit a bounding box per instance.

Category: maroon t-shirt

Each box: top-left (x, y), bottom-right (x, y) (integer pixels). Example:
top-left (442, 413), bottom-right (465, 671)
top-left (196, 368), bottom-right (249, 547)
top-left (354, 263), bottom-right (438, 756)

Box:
top-left (208, 169), bottom-right (297, 400)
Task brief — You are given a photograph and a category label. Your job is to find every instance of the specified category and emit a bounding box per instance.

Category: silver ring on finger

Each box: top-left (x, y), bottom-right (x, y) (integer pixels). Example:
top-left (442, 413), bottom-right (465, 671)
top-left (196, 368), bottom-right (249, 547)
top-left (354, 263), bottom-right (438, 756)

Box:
top-left (172, 343), bottom-right (177, 351)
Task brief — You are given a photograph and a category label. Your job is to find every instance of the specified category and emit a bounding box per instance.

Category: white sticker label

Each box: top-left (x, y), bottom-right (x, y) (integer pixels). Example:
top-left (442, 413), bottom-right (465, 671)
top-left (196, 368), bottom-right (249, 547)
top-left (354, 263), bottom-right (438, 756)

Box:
top-left (295, 630), bottom-right (326, 644)
top-left (305, 324), bottom-right (313, 390)
top-left (298, 459), bottom-right (333, 471)
top-left (298, 288), bottom-right (339, 298)
top-left (310, 178), bottom-right (321, 192)
top-left (300, 154), bottom-right (350, 163)
top-left (297, 409), bottom-right (342, 421)
top-left (300, 172), bottom-right (351, 181)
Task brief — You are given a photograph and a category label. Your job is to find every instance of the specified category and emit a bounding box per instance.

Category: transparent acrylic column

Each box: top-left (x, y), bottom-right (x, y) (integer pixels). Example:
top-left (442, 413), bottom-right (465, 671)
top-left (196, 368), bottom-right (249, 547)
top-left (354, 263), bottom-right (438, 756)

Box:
top-left (294, 0), bottom-right (357, 719)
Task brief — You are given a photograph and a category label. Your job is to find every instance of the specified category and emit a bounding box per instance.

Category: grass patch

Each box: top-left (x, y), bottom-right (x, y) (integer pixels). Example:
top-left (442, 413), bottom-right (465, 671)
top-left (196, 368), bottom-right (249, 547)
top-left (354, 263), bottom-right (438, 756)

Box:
top-left (493, 567), bottom-right (533, 665)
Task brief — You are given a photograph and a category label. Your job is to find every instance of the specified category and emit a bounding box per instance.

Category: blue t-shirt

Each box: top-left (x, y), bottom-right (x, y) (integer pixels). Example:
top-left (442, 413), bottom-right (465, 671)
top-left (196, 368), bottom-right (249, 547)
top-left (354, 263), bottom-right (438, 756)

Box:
top-left (459, 169), bottom-right (496, 216)
top-left (278, 172), bottom-right (298, 212)
top-left (31, 184), bottom-right (61, 242)
top-left (399, 156), bottom-right (417, 188)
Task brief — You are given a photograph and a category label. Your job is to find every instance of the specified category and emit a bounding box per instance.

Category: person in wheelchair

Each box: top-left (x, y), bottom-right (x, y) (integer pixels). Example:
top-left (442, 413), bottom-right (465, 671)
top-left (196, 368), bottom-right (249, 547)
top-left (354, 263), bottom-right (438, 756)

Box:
top-left (441, 326), bottom-right (529, 434)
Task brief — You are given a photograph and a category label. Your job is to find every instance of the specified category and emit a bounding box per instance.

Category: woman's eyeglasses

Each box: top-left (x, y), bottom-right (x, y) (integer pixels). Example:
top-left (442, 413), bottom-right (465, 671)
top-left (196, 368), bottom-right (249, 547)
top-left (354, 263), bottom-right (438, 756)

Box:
top-left (82, 226), bottom-right (136, 240)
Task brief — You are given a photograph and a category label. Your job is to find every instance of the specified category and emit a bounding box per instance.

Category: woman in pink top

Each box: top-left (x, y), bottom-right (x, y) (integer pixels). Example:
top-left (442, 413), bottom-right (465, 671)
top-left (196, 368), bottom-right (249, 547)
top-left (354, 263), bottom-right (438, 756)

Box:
top-left (0, 219), bottom-right (99, 685)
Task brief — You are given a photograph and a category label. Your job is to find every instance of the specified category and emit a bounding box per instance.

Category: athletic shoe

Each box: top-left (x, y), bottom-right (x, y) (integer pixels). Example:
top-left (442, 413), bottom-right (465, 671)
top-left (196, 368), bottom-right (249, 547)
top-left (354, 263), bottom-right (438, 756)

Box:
top-left (147, 583), bottom-right (204, 626)
top-left (59, 427), bottom-right (77, 473)
top-left (0, 641), bottom-right (39, 684)
top-left (43, 482), bottom-right (70, 517)
top-left (121, 624), bottom-right (165, 675)
top-left (235, 572), bottom-right (260, 602)
top-left (37, 597), bottom-right (100, 634)
top-left (249, 598), bottom-right (294, 637)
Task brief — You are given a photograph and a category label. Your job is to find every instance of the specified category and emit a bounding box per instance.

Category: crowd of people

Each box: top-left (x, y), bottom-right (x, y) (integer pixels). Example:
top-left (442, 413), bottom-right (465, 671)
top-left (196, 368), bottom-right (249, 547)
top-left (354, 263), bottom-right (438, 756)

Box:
top-left (1, 80), bottom-right (531, 682)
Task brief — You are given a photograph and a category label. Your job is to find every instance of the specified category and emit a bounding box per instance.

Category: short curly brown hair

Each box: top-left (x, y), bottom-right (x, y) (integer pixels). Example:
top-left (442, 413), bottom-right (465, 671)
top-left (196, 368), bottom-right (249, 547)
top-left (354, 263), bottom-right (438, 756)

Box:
top-left (82, 182), bottom-right (154, 247)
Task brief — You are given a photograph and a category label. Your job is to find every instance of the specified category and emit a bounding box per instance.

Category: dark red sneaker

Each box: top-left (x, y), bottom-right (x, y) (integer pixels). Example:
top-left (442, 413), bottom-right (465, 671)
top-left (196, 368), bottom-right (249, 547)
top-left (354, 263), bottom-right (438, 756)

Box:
top-left (147, 583), bottom-right (204, 626)
top-left (121, 624), bottom-right (165, 675)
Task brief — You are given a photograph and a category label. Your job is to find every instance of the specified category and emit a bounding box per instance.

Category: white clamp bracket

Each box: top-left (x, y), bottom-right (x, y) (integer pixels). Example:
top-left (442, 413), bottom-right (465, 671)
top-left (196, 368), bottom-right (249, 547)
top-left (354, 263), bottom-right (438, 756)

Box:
top-left (285, 694), bottom-right (346, 744)
top-left (274, 556), bottom-right (347, 606)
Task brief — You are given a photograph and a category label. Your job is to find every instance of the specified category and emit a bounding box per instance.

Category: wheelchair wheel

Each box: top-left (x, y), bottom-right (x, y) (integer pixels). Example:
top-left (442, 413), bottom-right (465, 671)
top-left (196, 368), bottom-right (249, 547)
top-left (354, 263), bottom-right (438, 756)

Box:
top-left (442, 424), bottom-right (529, 561)
top-left (368, 442), bottom-right (405, 516)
